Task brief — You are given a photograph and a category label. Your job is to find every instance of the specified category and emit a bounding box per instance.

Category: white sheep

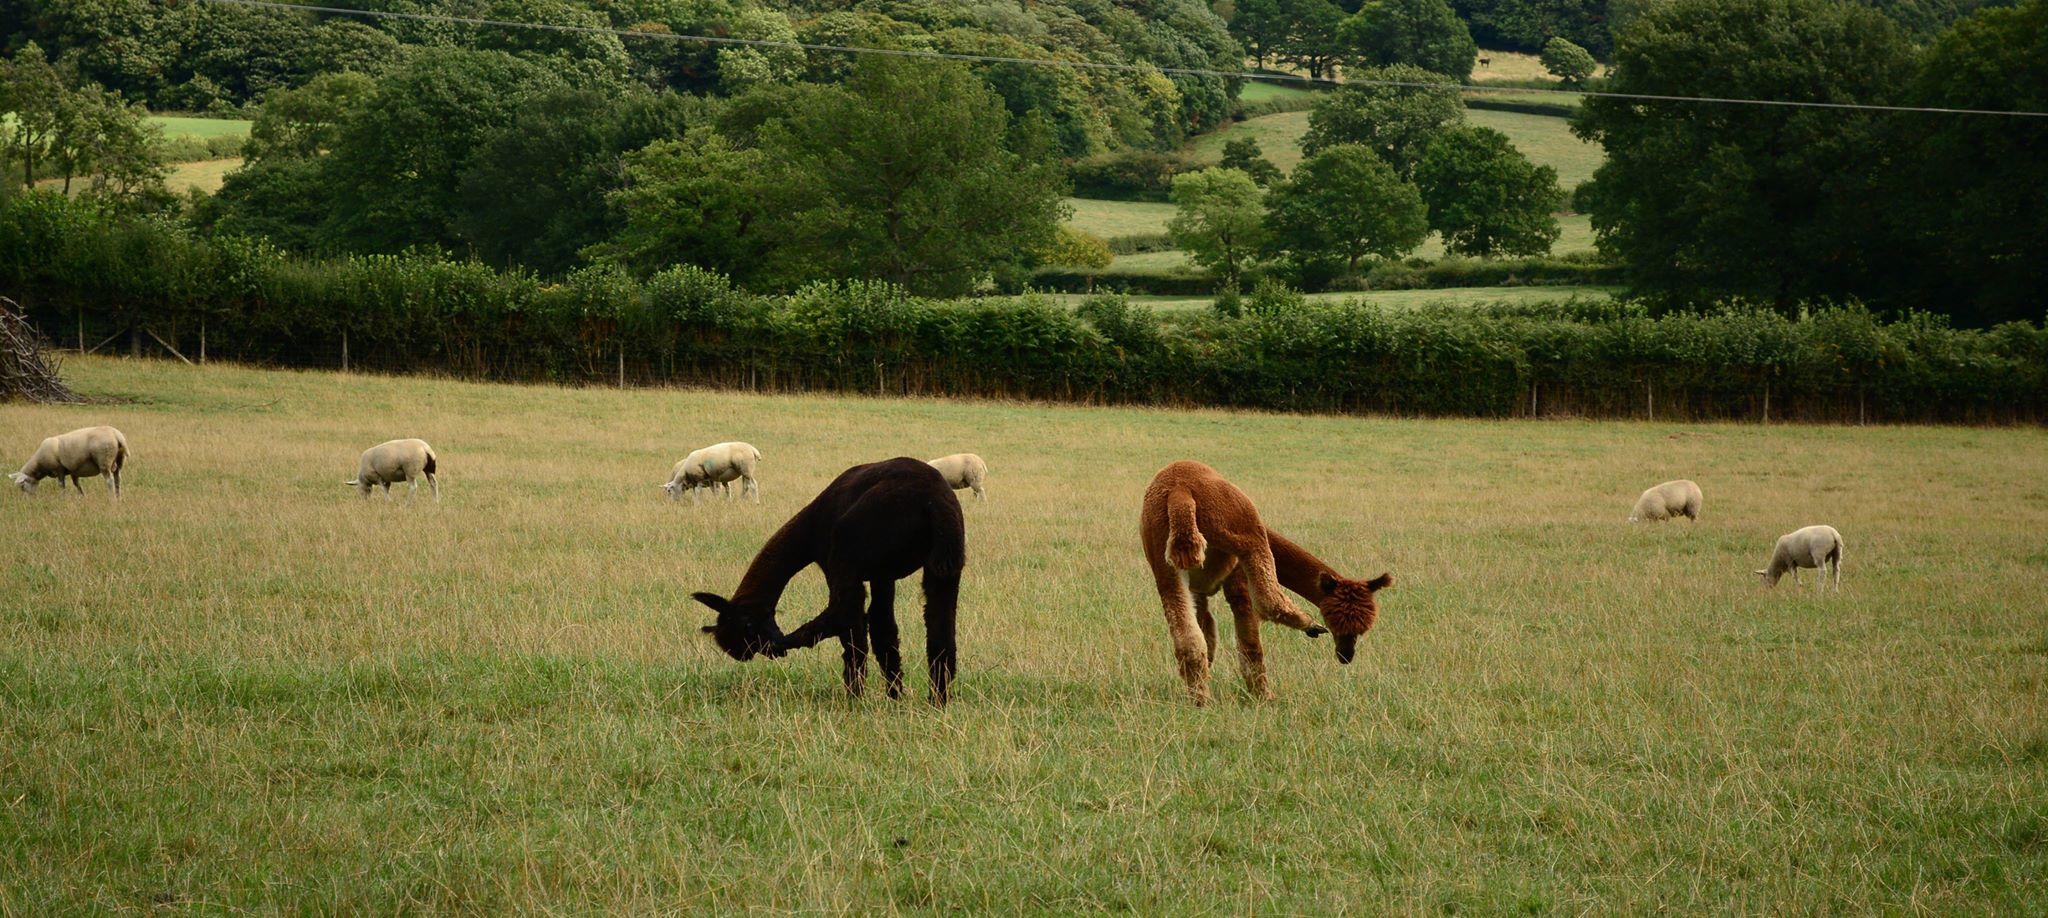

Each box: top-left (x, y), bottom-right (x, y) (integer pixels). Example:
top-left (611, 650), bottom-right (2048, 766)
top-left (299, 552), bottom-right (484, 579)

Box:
top-left (346, 438), bottom-right (439, 502)
top-left (1629, 479), bottom-right (1702, 522)
top-left (1757, 525), bottom-right (1843, 591)
top-left (662, 441), bottom-right (761, 503)
top-left (926, 453), bottom-right (987, 501)
top-left (11, 425), bottom-right (127, 499)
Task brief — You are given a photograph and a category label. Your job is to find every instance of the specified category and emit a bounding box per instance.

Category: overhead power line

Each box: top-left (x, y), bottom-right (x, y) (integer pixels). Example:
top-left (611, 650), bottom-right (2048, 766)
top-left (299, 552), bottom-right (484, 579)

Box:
top-left (186, 0), bottom-right (2048, 119)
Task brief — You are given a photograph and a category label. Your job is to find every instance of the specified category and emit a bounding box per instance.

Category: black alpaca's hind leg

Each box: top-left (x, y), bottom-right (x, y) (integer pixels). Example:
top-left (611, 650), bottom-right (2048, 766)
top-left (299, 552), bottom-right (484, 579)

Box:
top-left (922, 571), bottom-right (960, 706)
top-left (824, 576), bottom-right (869, 699)
top-left (867, 579), bottom-right (905, 699)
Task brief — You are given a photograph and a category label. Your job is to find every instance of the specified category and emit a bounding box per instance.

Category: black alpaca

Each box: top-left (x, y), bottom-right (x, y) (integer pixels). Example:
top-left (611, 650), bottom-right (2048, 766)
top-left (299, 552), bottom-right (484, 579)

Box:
top-left (692, 457), bottom-right (968, 704)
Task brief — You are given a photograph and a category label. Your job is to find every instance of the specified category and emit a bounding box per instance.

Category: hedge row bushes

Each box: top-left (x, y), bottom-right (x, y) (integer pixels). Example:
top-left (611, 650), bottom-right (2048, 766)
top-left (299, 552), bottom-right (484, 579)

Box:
top-left (2, 192), bottom-right (2042, 423)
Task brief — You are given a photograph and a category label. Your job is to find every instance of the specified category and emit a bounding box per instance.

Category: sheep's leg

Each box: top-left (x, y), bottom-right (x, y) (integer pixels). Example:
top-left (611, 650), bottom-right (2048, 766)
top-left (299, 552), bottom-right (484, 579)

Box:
top-left (971, 479), bottom-right (984, 501)
top-left (867, 579), bottom-right (904, 699)
top-left (1223, 571), bottom-right (1273, 701)
top-left (426, 473), bottom-right (439, 503)
top-left (406, 478), bottom-right (419, 504)
top-left (381, 482), bottom-right (393, 501)
top-left (70, 475), bottom-right (84, 495)
top-left (745, 474), bottom-right (760, 504)
top-left (1150, 558), bottom-right (1210, 706)
top-left (922, 568), bottom-right (960, 707)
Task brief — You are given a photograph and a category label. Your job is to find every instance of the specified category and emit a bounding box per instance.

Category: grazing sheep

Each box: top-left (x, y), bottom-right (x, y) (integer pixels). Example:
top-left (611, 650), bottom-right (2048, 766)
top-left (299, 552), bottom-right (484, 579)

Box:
top-left (1629, 479), bottom-right (1702, 522)
top-left (926, 453), bottom-right (987, 501)
top-left (11, 425), bottom-right (127, 499)
top-left (346, 438), bottom-right (439, 502)
top-left (662, 441), bottom-right (761, 504)
top-left (1757, 525), bottom-right (1844, 591)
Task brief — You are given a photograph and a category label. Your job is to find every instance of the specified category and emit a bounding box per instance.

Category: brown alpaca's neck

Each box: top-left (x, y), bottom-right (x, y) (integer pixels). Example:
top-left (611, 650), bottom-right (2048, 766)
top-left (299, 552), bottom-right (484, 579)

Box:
top-left (730, 511), bottom-right (819, 616)
top-left (1266, 529), bottom-right (1337, 600)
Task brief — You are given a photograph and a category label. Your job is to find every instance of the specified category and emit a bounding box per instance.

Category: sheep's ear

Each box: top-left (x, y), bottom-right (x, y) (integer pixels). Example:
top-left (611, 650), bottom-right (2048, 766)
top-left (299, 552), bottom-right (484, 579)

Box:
top-left (1317, 571), bottom-right (1341, 594)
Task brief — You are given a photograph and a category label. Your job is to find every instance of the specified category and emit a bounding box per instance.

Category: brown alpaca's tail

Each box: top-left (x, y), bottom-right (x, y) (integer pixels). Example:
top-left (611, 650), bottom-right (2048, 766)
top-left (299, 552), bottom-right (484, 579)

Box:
top-left (1163, 489), bottom-right (1205, 570)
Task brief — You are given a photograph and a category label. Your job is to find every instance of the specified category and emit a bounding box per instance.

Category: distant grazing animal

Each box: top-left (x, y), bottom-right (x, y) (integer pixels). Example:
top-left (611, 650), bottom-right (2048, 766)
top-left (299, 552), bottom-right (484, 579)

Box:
top-left (346, 438), bottom-right (438, 502)
top-left (1141, 460), bottom-right (1352, 705)
top-left (692, 457), bottom-right (966, 704)
top-left (1630, 479), bottom-right (1703, 522)
top-left (11, 425), bottom-right (127, 499)
top-left (926, 453), bottom-right (987, 501)
top-left (1758, 525), bottom-right (1843, 591)
top-left (663, 441), bottom-right (761, 503)
top-left (1479, 56), bottom-right (1492, 67)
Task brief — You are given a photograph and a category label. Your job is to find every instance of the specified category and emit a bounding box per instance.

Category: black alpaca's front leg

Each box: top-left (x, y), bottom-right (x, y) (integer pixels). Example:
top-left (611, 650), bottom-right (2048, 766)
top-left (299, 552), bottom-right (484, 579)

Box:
top-left (922, 571), bottom-right (960, 706)
top-left (826, 576), bottom-right (870, 699)
top-left (867, 579), bottom-right (904, 699)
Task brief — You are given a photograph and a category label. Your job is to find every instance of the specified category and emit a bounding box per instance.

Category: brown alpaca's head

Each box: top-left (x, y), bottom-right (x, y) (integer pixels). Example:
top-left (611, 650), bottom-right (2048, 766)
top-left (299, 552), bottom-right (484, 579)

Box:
top-left (691, 591), bottom-right (783, 661)
top-left (1314, 571), bottom-right (1392, 664)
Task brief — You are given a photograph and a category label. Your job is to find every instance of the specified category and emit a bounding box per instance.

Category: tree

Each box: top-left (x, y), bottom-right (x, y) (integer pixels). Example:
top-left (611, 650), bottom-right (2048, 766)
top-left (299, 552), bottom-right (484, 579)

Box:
top-left (1278, 0), bottom-right (1348, 80)
top-left (1539, 37), bottom-right (1596, 85)
top-left (1413, 125), bottom-right (1562, 257)
top-left (2, 43), bottom-right (66, 189)
top-left (753, 55), bottom-right (1068, 296)
top-left (1340, 0), bottom-right (1478, 80)
top-left (583, 131), bottom-right (771, 283)
top-left (1264, 144), bottom-right (1427, 272)
top-left (1168, 167), bottom-right (1267, 288)
top-left (1571, 0), bottom-right (1916, 308)
top-left (1300, 65), bottom-right (1463, 174)
top-left (1219, 137), bottom-right (1282, 185)
top-left (244, 71), bottom-right (377, 161)
top-left (1899, 0), bottom-right (2048, 325)
top-left (1230, 0), bottom-right (1293, 67)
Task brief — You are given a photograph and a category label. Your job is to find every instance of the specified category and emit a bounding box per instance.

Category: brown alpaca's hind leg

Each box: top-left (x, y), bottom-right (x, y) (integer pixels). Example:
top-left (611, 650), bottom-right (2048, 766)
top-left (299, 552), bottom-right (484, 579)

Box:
top-left (1223, 571), bottom-right (1273, 701)
top-left (1193, 593), bottom-right (1217, 664)
top-left (1150, 559), bottom-right (1211, 705)
top-left (1242, 536), bottom-right (1318, 633)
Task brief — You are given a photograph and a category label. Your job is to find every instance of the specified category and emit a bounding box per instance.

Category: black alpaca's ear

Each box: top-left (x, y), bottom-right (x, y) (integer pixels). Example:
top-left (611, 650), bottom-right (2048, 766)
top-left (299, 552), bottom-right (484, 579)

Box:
top-left (1318, 571), bottom-right (1341, 594)
top-left (1366, 572), bottom-right (1393, 591)
top-left (700, 625), bottom-right (718, 634)
top-left (691, 591), bottom-right (732, 614)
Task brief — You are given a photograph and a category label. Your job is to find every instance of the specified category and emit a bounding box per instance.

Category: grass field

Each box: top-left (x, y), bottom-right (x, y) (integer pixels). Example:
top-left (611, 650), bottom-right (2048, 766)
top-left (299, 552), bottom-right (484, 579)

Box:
top-left (1047, 284), bottom-right (1619, 312)
top-left (1085, 213), bottom-right (1597, 277)
top-left (3, 357), bottom-right (2044, 912)
top-left (1467, 49), bottom-right (1609, 84)
top-left (1184, 105), bottom-right (1598, 192)
top-left (166, 158), bottom-right (240, 194)
top-left (1064, 197), bottom-right (1176, 239)
top-left (148, 115), bottom-right (252, 139)
top-left (1238, 81), bottom-right (1319, 105)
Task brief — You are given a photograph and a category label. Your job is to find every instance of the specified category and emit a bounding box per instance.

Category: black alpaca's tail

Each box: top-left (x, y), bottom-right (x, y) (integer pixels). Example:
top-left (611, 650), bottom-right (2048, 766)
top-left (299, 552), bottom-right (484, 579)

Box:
top-left (925, 491), bottom-right (967, 578)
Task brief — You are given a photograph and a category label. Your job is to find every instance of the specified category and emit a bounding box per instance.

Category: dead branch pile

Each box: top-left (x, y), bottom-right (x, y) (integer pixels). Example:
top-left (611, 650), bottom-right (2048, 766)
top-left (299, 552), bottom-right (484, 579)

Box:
top-left (1, 297), bottom-right (81, 404)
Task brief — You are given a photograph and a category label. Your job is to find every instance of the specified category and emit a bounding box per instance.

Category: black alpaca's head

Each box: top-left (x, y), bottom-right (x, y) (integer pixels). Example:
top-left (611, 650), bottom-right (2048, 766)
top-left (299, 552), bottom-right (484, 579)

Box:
top-left (691, 592), bottom-right (782, 661)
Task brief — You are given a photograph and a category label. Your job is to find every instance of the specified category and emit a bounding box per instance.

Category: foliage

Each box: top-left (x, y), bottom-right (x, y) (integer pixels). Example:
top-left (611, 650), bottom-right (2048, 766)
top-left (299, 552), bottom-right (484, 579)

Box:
top-left (1167, 167), bottom-right (1268, 289)
top-left (1276, 0), bottom-right (1349, 80)
top-left (1450, 0), bottom-right (1614, 58)
top-left (243, 72), bottom-right (377, 161)
top-left (1219, 137), bottom-right (1282, 186)
top-left (0, 41), bottom-right (169, 210)
top-left (1539, 36), bottom-right (1596, 84)
top-left (1571, 0), bottom-right (1917, 311)
top-left (1039, 226), bottom-right (1115, 272)
top-left (1264, 144), bottom-right (1429, 272)
top-left (1339, 0), bottom-right (1479, 81)
top-left (1070, 150), bottom-right (1201, 202)
top-left (1300, 66), bottom-right (1463, 174)
top-left (1413, 125), bottom-right (1562, 257)
top-left (7, 191), bottom-right (2046, 422)
top-left (1228, 0), bottom-right (1294, 67)
top-left (585, 131), bottom-right (770, 283)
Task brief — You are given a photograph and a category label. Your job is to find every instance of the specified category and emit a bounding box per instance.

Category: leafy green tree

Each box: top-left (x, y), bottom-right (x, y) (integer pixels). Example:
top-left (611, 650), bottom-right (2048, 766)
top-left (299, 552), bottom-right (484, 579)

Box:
top-left (1278, 0), bottom-right (1349, 80)
top-left (1230, 0), bottom-right (1294, 67)
top-left (1219, 137), bottom-right (1282, 186)
top-left (1540, 37), bottom-right (1596, 84)
top-left (1340, 0), bottom-right (1478, 80)
top-left (1413, 125), bottom-right (1561, 257)
top-left (1300, 65), bottom-right (1463, 174)
top-left (715, 7), bottom-right (806, 94)
top-left (752, 56), bottom-right (1067, 295)
top-left (204, 157), bottom-right (335, 253)
top-left (1264, 144), bottom-right (1427, 272)
top-left (1168, 167), bottom-right (1267, 288)
top-left (1039, 226), bottom-right (1115, 272)
top-left (2, 42), bottom-right (66, 188)
top-left (245, 72), bottom-right (377, 161)
top-left (585, 131), bottom-right (771, 283)
top-left (1899, 0), bottom-right (2048, 325)
top-left (1452, 0), bottom-right (1614, 59)
top-left (1571, 0), bottom-right (1916, 308)
top-left (317, 49), bottom-right (564, 254)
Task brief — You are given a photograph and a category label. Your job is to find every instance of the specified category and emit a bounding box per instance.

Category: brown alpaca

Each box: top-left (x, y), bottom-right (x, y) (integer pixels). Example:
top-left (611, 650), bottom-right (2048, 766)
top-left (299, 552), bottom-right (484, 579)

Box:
top-left (1141, 460), bottom-right (1389, 704)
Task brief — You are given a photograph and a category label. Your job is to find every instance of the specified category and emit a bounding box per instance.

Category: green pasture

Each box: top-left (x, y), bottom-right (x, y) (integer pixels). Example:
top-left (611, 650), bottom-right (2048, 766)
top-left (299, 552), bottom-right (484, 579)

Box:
top-left (147, 115), bottom-right (252, 139)
top-left (2, 357), bottom-right (2043, 911)
top-left (1044, 284), bottom-right (1619, 312)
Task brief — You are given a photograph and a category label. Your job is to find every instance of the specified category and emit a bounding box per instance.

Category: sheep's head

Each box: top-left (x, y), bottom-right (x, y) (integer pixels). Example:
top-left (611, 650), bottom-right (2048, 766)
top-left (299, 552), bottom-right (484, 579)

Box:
top-left (1313, 571), bottom-right (1392, 664)
top-left (661, 480), bottom-right (684, 500)
top-left (691, 591), bottom-right (782, 661)
top-left (9, 472), bottom-right (35, 493)
top-left (1754, 568), bottom-right (1776, 587)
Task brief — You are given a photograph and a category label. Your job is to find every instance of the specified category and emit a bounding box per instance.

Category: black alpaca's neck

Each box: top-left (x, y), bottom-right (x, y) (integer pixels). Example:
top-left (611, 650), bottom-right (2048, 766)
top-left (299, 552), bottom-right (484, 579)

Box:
top-left (729, 510), bottom-right (820, 618)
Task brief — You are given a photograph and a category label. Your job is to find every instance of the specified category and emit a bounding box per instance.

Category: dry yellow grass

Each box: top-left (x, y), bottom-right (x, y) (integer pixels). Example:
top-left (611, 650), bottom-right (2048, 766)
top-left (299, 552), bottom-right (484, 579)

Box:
top-left (3, 357), bottom-right (2044, 912)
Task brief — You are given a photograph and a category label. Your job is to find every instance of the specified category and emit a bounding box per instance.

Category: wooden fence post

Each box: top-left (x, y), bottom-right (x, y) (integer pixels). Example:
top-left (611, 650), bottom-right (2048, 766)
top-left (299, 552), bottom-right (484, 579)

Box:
top-left (342, 330), bottom-right (350, 373)
top-left (618, 344), bottom-right (626, 389)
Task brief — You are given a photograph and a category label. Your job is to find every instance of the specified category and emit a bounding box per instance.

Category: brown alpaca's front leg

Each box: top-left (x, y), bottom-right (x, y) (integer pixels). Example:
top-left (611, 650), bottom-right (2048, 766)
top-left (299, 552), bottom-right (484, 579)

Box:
top-left (1151, 560), bottom-right (1210, 705)
top-left (1224, 571), bottom-right (1273, 701)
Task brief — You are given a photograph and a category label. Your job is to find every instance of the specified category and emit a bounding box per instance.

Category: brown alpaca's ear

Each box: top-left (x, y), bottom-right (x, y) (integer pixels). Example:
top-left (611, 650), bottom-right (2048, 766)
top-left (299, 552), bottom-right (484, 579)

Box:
top-left (1366, 573), bottom-right (1393, 591)
top-left (1318, 571), bottom-right (1341, 594)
